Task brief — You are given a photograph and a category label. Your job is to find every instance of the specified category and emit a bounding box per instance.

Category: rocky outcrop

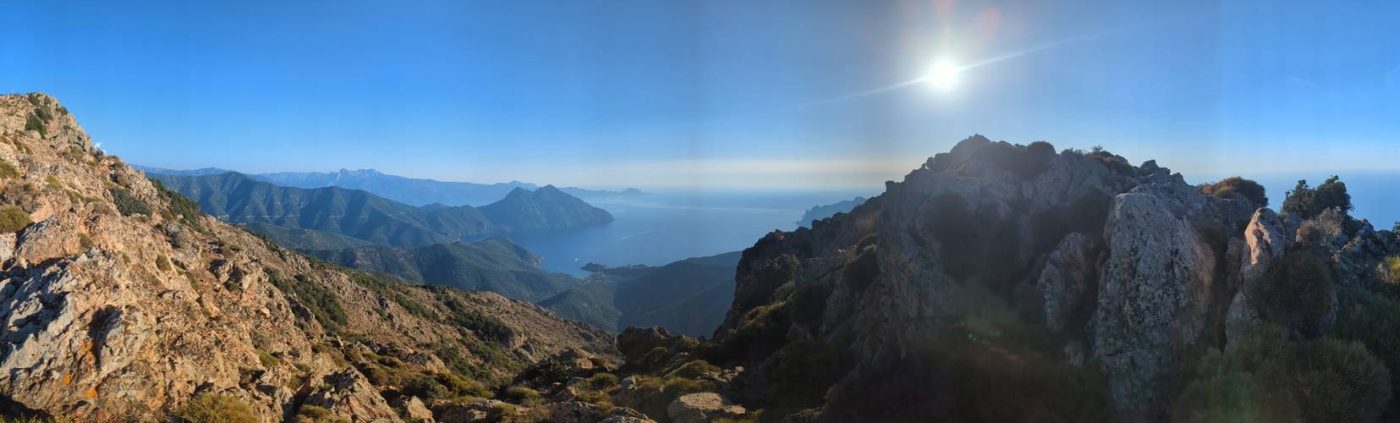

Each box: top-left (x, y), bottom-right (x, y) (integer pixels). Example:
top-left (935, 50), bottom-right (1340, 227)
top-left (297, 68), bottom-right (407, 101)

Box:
top-left (703, 136), bottom-right (1305, 420)
top-left (0, 93), bottom-right (615, 421)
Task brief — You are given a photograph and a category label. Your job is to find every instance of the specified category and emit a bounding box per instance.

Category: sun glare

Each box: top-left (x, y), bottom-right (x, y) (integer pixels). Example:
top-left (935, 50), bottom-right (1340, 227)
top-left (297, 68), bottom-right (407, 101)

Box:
top-left (926, 59), bottom-right (963, 91)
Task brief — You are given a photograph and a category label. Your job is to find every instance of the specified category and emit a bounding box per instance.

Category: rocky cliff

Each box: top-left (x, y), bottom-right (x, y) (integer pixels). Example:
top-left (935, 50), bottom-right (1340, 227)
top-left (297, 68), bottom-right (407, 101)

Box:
top-left (0, 93), bottom-right (620, 422)
top-left (645, 136), bottom-right (1399, 421)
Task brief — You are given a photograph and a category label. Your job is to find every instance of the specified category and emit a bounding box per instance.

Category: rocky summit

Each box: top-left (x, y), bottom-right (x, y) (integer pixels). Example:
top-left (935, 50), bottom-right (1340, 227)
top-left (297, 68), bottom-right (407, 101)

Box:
top-left (659, 136), bottom-right (1397, 421)
top-left (0, 94), bottom-right (620, 421)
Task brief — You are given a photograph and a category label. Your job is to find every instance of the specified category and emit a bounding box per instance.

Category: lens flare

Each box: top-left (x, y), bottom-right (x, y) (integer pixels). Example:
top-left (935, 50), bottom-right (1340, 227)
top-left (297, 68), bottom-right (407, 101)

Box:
top-left (926, 60), bottom-right (963, 91)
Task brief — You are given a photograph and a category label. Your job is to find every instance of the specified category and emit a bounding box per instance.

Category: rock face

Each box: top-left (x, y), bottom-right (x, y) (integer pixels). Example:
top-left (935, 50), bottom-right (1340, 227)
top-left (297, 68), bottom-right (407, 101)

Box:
top-left (0, 93), bottom-right (614, 421)
top-left (700, 136), bottom-right (1369, 420)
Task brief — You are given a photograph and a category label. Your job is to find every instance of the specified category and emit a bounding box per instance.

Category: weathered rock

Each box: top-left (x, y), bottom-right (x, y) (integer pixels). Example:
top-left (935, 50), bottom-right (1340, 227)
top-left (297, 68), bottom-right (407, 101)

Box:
top-left (15, 217), bottom-right (80, 264)
top-left (303, 370), bottom-right (402, 422)
top-left (1091, 180), bottom-right (1218, 416)
top-left (1036, 232), bottom-right (1100, 332)
top-left (393, 395), bottom-right (434, 422)
top-left (666, 392), bottom-right (746, 423)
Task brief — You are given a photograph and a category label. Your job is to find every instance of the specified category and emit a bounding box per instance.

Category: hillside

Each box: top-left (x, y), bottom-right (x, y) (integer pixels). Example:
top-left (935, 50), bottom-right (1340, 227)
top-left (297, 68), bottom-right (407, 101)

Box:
top-left (151, 172), bottom-right (615, 249)
top-left (479, 185), bottom-right (615, 232)
top-left (0, 94), bottom-right (624, 421)
top-left (151, 172), bottom-right (495, 247)
top-left (304, 239), bottom-right (578, 302)
top-left (541, 252), bottom-right (741, 336)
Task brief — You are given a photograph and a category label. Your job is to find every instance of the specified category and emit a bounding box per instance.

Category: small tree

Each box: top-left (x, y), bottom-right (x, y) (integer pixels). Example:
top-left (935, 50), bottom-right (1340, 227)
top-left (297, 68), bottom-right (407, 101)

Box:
top-left (1282, 176), bottom-right (1351, 219)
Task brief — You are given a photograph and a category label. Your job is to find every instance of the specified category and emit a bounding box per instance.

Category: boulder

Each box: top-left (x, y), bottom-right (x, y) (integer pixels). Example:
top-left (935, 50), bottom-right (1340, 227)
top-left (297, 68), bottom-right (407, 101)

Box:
top-left (666, 392), bottom-right (746, 423)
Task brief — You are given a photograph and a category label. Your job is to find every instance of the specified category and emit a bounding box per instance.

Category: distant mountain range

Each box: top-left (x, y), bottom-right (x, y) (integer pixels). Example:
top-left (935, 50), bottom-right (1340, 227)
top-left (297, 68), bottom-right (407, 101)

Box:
top-left (797, 196), bottom-right (868, 227)
top-left (149, 172), bottom-right (612, 250)
top-left (135, 165), bottom-right (645, 206)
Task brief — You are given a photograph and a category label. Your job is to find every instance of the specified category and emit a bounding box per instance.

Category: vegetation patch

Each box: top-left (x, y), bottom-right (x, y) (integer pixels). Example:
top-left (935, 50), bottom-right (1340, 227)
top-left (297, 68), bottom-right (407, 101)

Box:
top-left (266, 269), bottom-right (348, 332)
top-left (1173, 324), bottom-right (1391, 422)
top-left (1283, 176), bottom-right (1351, 219)
top-left (109, 187), bottom-right (151, 216)
top-left (1203, 176), bottom-right (1268, 209)
top-left (172, 393), bottom-right (258, 423)
top-left (0, 160), bottom-right (17, 179)
top-left (24, 114), bottom-right (46, 138)
top-left (0, 205), bottom-right (31, 233)
top-left (1252, 247), bottom-right (1335, 338)
top-left (151, 178), bottom-right (203, 229)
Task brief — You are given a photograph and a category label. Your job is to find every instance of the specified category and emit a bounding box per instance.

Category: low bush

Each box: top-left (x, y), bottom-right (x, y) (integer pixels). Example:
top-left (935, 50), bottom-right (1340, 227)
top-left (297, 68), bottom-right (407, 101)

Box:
top-left (505, 386), bottom-right (541, 405)
top-left (1176, 324), bottom-right (1391, 422)
top-left (0, 160), bottom-right (17, 179)
top-left (0, 205), bottom-right (31, 233)
top-left (1252, 247), bottom-right (1334, 338)
top-left (109, 187), bottom-right (150, 216)
top-left (172, 393), bottom-right (258, 423)
top-left (24, 114), bottom-right (45, 137)
top-left (257, 350), bottom-right (279, 368)
top-left (1203, 176), bottom-right (1268, 209)
top-left (293, 404), bottom-right (349, 423)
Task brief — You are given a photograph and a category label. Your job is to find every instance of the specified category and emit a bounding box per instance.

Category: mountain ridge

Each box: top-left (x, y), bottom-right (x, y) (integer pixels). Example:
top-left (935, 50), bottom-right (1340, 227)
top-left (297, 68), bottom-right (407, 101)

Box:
top-left (136, 165), bottom-right (646, 207)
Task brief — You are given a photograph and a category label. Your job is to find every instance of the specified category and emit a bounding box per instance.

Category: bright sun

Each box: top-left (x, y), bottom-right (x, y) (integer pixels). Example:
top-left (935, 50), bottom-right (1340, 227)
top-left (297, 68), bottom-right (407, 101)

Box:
top-left (926, 60), bottom-right (963, 91)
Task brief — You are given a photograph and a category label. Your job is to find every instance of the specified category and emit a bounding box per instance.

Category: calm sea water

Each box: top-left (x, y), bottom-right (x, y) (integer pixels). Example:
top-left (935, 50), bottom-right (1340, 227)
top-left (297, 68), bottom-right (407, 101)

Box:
top-left (498, 190), bottom-right (870, 276)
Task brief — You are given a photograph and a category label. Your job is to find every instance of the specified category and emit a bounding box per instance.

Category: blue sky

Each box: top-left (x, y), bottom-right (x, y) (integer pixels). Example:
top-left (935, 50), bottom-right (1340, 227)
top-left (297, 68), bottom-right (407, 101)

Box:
top-left (3, 0), bottom-right (1399, 190)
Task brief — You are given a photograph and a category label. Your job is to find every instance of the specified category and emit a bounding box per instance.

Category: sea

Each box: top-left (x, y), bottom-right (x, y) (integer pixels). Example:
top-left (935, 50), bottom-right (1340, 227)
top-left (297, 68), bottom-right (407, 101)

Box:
top-left (497, 189), bottom-right (872, 276)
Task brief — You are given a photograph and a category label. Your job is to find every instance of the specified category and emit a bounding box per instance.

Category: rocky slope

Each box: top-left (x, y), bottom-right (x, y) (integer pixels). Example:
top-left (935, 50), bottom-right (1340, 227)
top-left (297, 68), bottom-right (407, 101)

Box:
top-left (608, 136), bottom-right (1400, 422)
top-left (795, 197), bottom-right (867, 228)
top-left (0, 93), bottom-right (622, 422)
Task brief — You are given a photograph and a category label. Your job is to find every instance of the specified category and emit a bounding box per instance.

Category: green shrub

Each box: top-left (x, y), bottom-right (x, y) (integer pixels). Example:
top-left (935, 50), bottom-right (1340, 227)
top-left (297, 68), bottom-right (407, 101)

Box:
top-left (24, 114), bottom-right (45, 137)
top-left (172, 393), bottom-right (258, 423)
top-left (1203, 176), bottom-right (1268, 209)
top-left (1334, 295), bottom-right (1400, 412)
top-left (293, 404), bottom-right (349, 423)
top-left (1252, 247), bottom-right (1335, 337)
top-left (0, 160), bottom-right (17, 179)
top-left (78, 233), bottom-right (93, 250)
top-left (1175, 324), bottom-right (1391, 422)
top-left (1283, 176), bottom-right (1352, 219)
top-left (266, 270), bottom-right (348, 331)
top-left (0, 205), bottom-right (31, 233)
top-left (667, 360), bottom-right (720, 379)
top-left (151, 179), bottom-right (202, 229)
top-left (403, 375), bottom-right (450, 401)
top-left (586, 372), bottom-right (619, 390)
top-left (155, 255), bottom-right (172, 272)
top-left (109, 187), bottom-right (151, 216)
top-left (1386, 257), bottom-right (1400, 284)
top-left (505, 386), bottom-right (541, 405)
top-left (43, 175), bottom-right (61, 191)
top-left (257, 350), bottom-right (279, 368)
